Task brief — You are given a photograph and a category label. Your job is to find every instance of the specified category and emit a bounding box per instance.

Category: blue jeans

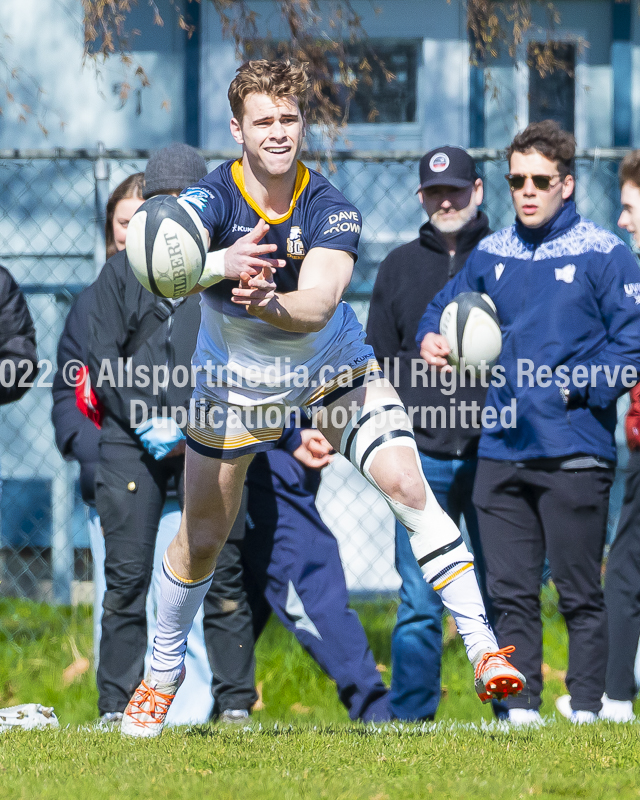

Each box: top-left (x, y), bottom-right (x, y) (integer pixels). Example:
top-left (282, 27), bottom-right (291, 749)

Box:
top-left (390, 453), bottom-right (488, 721)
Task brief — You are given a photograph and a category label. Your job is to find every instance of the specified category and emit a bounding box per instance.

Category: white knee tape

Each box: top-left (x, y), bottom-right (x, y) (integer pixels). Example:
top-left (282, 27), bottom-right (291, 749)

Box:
top-left (340, 397), bottom-right (414, 476)
top-left (341, 398), bottom-right (474, 586)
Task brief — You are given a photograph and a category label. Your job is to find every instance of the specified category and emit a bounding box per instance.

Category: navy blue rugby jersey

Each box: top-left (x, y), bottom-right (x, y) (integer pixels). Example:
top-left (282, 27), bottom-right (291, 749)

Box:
top-left (179, 159), bottom-right (362, 302)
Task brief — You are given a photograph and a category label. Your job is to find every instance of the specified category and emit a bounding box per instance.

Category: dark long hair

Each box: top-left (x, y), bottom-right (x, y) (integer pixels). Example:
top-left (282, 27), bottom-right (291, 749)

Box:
top-left (105, 172), bottom-right (145, 259)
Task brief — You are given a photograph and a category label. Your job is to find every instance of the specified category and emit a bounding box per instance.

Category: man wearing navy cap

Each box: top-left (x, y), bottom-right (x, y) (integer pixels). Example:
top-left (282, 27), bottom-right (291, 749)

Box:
top-left (367, 145), bottom-right (494, 721)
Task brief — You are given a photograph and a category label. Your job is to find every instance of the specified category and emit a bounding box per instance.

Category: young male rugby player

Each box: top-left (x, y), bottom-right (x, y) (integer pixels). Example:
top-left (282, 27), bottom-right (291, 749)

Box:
top-left (121, 60), bottom-right (524, 737)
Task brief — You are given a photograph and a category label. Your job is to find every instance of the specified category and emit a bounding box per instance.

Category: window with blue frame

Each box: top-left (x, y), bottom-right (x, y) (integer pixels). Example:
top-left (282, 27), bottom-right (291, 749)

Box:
top-left (528, 42), bottom-right (575, 133)
top-left (326, 40), bottom-right (420, 124)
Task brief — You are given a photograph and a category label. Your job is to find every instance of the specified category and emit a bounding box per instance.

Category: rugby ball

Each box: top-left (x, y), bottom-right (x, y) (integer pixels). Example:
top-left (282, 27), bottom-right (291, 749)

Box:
top-left (439, 292), bottom-right (502, 373)
top-left (125, 195), bottom-right (207, 298)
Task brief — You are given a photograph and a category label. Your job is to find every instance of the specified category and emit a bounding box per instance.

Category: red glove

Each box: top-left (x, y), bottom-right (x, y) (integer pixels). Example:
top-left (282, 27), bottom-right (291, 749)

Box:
top-left (74, 364), bottom-right (103, 429)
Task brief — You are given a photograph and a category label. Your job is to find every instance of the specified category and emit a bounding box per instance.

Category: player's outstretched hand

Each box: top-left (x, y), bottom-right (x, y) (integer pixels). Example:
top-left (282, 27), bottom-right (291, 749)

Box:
top-left (224, 219), bottom-right (286, 280)
top-left (230, 265), bottom-right (278, 312)
top-left (419, 332), bottom-right (452, 372)
top-left (292, 429), bottom-right (334, 470)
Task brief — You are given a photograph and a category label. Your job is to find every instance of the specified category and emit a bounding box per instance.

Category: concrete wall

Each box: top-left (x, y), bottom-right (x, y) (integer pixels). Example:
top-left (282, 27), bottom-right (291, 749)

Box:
top-left (0, 0), bottom-right (186, 148)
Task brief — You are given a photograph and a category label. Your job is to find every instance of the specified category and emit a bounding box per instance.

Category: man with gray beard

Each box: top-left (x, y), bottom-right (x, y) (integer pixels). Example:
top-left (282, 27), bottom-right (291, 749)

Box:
top-left (367, 146), bottom-right (495, 720)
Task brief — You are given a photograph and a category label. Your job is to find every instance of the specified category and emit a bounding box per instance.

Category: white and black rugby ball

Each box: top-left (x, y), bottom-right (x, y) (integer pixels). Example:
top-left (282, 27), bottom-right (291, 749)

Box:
top-left (439, 292), bottom-right (502, 373)
top-left (125, 195), bottom-right (207, 298)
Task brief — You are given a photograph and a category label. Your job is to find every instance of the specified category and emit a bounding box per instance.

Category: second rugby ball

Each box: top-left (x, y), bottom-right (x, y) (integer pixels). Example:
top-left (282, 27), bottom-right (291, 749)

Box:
top-left (439, 292), bottom-right (502, 373)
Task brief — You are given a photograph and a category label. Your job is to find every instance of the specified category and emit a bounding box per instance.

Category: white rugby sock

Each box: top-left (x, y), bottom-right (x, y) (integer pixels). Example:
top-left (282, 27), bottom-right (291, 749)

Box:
top-left (341, 407), bottom-right (499, 666)
top-left (150, 554), bottom-right (214, 683)
top-left (431, 566), bottom-right (499, 662)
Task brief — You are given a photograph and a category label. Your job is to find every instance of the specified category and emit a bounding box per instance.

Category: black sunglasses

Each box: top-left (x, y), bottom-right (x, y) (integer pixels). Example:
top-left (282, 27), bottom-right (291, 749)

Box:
top-left (505, 173), bottom-right (561, 191)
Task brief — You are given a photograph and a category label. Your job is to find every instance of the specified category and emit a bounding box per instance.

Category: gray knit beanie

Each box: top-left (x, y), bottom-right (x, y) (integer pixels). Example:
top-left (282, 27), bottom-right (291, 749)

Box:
top-left (143, 143), bottom-right (208, 198)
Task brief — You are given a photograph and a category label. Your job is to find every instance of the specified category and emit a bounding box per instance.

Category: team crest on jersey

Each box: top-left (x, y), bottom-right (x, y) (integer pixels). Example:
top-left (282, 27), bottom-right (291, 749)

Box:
top-left (287, 226), bottom-right (305, 259)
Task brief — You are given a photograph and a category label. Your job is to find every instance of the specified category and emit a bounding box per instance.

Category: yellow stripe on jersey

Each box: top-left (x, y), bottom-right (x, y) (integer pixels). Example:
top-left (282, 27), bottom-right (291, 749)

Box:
top-left (231, 159), bottom-right (310, 225)
top-left (305, 360), bottom-right (381, 406)
top-left (187, 424), bottom-right (282, 450)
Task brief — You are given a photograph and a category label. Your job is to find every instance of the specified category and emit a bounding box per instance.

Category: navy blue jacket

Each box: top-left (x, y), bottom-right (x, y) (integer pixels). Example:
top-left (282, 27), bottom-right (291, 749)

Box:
top-left (417, 201), bottom-right (640, 462)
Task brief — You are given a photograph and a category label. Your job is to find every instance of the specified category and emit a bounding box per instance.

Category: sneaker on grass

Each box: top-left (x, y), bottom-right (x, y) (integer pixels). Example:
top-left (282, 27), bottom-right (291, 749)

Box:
top-left (555, 694), bottom-right (598, 724)
top-left (220, 709), bottom-right (250, 724)
top-left (599, 694), bottom-right (635, 723)
top-left (507, 709), bottom-right (544, 727)
top-left (95, 712), bottom-right (123, 731)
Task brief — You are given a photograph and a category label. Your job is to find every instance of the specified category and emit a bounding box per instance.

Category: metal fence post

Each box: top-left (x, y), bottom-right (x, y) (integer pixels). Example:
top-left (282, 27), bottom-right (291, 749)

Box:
top-left (94, 141), bottom-right (110, 277)
top-left (50, 290), bottom-right (77, 606)
top-left (51, 460), bottom-right (74, 605)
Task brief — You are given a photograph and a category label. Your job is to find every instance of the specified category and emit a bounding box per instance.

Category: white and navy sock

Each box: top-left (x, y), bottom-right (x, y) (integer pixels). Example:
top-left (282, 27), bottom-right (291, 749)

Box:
top-left (432, 565), bottom-right (499, 662)
top-left (150, 554), bottom-right (214, 683)
top-left (419, 536), bottom-right (499, 662)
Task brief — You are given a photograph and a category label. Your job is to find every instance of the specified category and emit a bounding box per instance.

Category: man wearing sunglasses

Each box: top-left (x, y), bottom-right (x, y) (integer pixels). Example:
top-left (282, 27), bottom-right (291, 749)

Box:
top-left (417, 119), bottom-right (640, 726)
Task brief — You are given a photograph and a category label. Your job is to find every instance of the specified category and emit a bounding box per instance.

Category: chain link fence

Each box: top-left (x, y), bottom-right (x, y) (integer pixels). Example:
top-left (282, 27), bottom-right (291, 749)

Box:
top-left (0, 147), bottom-right (633, 635)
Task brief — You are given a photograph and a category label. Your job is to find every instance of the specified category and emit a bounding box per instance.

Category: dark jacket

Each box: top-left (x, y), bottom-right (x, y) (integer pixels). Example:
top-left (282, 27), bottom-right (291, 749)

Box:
top-left (418, 201), bottom-right (640, 463)
top-left (366, 212), bottom-right (491, 458)
top-left (52, 284), bottom-right (101, 504)
top-left (87, 250), bottom-right (201, 447)
top-left (0, 265), bottom-right (37, 405)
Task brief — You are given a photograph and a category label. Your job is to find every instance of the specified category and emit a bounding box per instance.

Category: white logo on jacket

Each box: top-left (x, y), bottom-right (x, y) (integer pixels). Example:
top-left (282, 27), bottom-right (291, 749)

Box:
top-left (555, 264), bottom-right (576, 283)
top-left (494, 263), bottom-right (505, 280)
top-left (624, 282), bottom-right (640, 304)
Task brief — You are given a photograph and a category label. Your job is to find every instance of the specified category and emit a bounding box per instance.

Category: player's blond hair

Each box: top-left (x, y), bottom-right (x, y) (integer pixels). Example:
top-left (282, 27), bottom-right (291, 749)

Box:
top-left (228, 60), bottom-right (310, 123)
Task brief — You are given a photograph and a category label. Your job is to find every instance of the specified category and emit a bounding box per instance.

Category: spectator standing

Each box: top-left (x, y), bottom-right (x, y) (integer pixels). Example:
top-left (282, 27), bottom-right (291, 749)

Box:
top-left (568, 150), bottom-right (640, 723)
top-left (366, 146), bottom-right (493, 721)
top-left (52, 172), bottom-right (145, 661)
top-left (418, 120), bottom-right (640, 725)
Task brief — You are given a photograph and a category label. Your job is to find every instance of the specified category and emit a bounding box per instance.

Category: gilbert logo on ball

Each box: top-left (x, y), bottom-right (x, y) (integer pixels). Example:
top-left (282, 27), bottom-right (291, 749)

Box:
top-left (429, 153), bottom-right (450, 173)
top-left (439, 292), bottom-right (502, 374)
top-left (126, 195), bottom-right (206, 298)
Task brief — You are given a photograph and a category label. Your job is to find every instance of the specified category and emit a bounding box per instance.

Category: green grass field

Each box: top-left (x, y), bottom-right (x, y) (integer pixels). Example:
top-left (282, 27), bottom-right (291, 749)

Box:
top-left (1, 592), bottom-right (639, 799)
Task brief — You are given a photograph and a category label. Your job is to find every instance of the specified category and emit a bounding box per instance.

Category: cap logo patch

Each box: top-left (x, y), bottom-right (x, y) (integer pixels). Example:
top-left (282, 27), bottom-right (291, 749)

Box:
top-left (429, 153), bottom-right (450, 173)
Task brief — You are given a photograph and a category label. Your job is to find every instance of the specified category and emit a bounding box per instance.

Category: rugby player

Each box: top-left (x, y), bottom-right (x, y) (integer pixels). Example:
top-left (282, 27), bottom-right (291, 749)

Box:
top-left (121, 60), bottom-right (525, 737)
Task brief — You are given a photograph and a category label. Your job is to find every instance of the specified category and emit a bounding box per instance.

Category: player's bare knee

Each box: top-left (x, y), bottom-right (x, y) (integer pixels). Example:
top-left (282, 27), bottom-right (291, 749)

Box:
top-left (187, 537), bottom-right (219, 565)
top-left (376, 465), bottom-right (426, 509)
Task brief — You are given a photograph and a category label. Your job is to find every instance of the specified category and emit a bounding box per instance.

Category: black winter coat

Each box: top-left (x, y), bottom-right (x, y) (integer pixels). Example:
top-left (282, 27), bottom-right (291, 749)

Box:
top-left (0, 265), bottom-right (38, 405)
top-left (366, 212), bottom-right (491, 458)
top-left (87, 251), bottom-right (201, 447)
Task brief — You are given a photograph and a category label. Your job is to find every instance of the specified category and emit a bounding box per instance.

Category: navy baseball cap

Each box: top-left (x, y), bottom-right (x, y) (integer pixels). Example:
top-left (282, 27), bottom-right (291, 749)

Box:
top-left (418, 146), bottom-right (478, 191)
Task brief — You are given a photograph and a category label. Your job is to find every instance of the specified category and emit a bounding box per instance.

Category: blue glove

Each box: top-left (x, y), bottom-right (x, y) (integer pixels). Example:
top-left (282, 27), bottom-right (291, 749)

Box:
top-left (135, 417), bottom-right (186, 460)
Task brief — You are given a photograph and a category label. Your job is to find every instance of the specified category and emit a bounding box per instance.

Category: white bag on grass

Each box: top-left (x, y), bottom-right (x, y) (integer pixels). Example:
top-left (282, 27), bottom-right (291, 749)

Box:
top-left (0, 704), bottom-right (59, 732)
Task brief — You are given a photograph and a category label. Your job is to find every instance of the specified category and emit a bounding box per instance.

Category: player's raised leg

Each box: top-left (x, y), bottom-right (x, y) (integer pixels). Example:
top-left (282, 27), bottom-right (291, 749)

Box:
top-left (317, 378), bottom-right (525, 704)
top-left (121, 449), bottom-right (252, 737)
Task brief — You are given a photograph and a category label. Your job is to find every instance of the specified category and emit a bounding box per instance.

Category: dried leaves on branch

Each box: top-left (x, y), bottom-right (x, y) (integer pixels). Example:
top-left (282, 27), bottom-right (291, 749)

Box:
top-left (467, 0), bottom-right (578, 77)
top-left (81, 0), bottom-right (393, 140)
